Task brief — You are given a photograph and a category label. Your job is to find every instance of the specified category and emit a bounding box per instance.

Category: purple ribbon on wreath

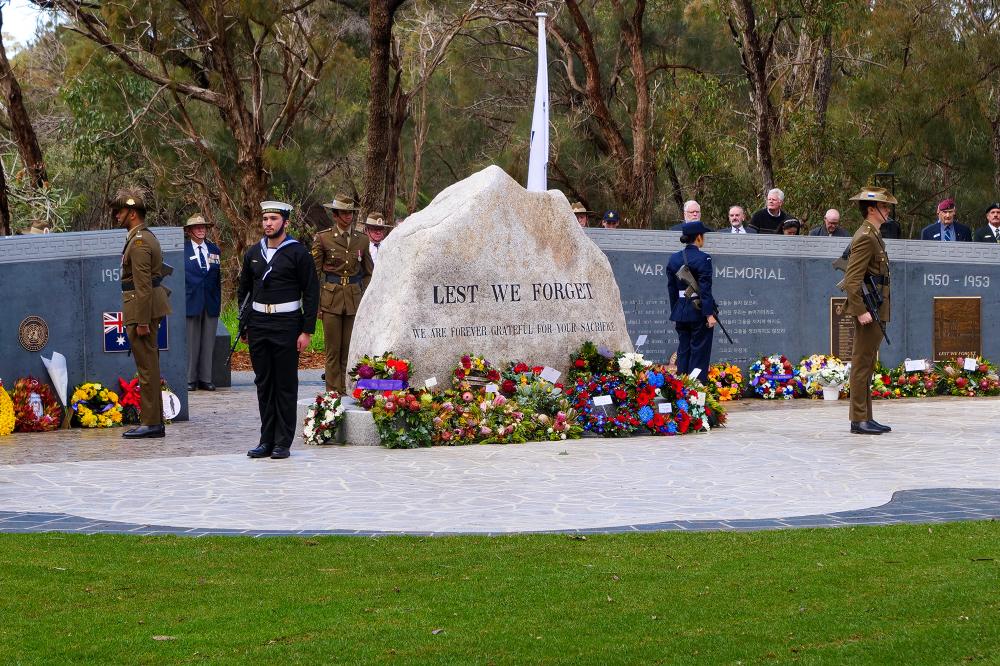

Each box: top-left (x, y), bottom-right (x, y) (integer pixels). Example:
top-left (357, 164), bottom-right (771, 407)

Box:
top-left (355, 379), bottom-right (407, 391)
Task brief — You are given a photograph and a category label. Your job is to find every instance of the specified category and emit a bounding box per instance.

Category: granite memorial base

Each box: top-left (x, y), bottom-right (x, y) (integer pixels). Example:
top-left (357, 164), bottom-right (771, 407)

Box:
top-left (296, 398), bottom-right (379, 447)
top-left (0, 228), bottom-right (191, 421)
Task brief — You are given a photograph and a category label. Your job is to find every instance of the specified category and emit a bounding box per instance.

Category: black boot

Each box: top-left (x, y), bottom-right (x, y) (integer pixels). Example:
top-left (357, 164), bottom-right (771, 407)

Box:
top-left (850, 421), bottom-right (882, 435)
top-left (122, 424), bottom-right (166, 439)
top-left (867, 419), bottom-right (891, 432)
top-left (247, 443), bottom-right (274, 458)
top-left (270, 446), bottom-right (291, 459)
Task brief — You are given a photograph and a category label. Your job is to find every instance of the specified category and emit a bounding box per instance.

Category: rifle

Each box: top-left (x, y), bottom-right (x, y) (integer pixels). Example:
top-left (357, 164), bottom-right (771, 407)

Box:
top-left (225, 291), bottom-right (252, 367)
top-left (832, 247), bottom-right (890, 345)
top-left (676, 262), bottom-right (734, 344)
top-left (862, 274), bottom-right (890, 346)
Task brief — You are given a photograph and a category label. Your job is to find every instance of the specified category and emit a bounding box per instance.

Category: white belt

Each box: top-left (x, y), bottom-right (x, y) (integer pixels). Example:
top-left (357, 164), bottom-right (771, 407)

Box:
top-left (678, 291), bottom-right (686, 298)
top-left (252, 300), bottom-right (302, 314)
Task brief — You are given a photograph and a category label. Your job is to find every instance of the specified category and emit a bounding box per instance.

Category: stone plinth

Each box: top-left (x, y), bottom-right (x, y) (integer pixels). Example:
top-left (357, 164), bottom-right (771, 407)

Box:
top-left (348, 166), bottom-right (633, 385)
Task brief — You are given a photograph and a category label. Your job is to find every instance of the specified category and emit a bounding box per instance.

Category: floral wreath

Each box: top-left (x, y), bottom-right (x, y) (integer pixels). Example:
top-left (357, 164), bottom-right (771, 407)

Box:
top-left (350, 352), bottom-right (411, 409)
top-left (11, 376), bottom-right (63, 433)
top-left (615, 351), bottom-right (653, 378)
top-left (452, 353), bottom-right (500, 387)
top-left (886, 362), bottom-right (939, 398)
top-left (70, 382), bottom-right (123, 428)
top-left (0, 381), bottom-right (15, 436)
top-left (937, 356), bottom-right (1000, 397)
top-left (798, 354), bottom-right (847, 397)
top-left (706, 363), bottom-right (744, 401)
top-left (117, 375), bottom-right (174, 424)
top-left (567, 373), bottom-right (640, 437)
top-left (748, 354), bottom-right (803, 400)
top-left (568, 340), bottom-right (616, 380)
top-left (632, 367), bottom-right (680, 434)
top-left (871, 362), bottom-right (900, 400)
top-left (303, 390), bottom-right (347, 445)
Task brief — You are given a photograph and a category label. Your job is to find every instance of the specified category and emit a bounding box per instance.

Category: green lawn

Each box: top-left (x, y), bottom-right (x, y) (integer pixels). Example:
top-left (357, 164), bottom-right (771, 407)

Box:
top-left (2, 523), bottom-right (998, 663)
top-left (220, 300), bottom-right (325, 353)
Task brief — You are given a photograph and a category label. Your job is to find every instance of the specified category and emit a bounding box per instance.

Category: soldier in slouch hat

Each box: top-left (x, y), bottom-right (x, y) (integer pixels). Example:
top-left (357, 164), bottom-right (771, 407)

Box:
top-left (113, 186), bottom-right (171, 439)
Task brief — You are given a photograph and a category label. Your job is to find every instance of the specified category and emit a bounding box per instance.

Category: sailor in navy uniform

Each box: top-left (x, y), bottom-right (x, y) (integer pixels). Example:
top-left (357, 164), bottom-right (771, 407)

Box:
top-left (666, 221), bottom-right (717, 383)
top-left (238, 201), bottom-right (320, 460)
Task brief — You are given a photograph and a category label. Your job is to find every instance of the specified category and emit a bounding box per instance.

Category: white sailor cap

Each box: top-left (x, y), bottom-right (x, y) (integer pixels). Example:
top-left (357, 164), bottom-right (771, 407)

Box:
top-left (260, 201), bottom-right (293, 214)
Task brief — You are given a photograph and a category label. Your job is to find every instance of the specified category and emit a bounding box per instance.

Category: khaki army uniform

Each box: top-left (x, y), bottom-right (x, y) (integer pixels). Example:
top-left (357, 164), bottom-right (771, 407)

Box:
top-left (843, 220), bottom-right (890, 423)
top-left (311, 224), bottom-right (373, 393)
top-left (122, 223), bottom-right (172, 425)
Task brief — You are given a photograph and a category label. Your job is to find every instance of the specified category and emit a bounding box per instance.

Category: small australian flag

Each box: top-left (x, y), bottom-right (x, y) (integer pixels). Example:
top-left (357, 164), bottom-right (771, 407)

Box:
top-left (103, 312), bottom-right (168, 352)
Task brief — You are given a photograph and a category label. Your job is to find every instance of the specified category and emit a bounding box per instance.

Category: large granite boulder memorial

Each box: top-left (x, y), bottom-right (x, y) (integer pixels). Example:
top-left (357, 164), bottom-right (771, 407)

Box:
top-left (348, 165), bottom-right (633, 386)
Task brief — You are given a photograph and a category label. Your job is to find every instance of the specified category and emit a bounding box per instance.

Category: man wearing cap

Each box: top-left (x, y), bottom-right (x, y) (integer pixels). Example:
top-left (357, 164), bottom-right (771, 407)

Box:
top-left (114, 187), bottom-right (171, 439)
top-left (239, 201), bottom-right (320, 459)
top-left (571, 202), bottom-right (591, 228)
top-left (844, 187), bottom-right (894, 435)
top-left (183, 214), bottom-right (222, 392)
top-left (809, 209), bottom-right (849, 237)
top-left (972, 203), bottom-right (1000, 243)
top-left (364, 212), bottom-right (393, 265)
top-left (600, 210), bottom-right (620, 229)
top-left (666, 221), bottom-right (717, 383)
top-left (920, 199), bottom-right (971, 241)
top-left (311, 194), bottom-right (374, 394)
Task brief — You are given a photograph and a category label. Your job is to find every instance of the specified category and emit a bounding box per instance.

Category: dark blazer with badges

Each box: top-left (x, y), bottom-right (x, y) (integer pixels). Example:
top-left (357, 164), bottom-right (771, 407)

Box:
top-left (237, 238), bottom-right (319, 335)
top-left (666, 245), bottom-right (716, 323)
top-left (121, 224), bottom-right (172, 326)
top-left (843, 221), bottom-right (890, 322)
top-left (920, 221), bottom-right (972, 242)
top-left (184, 239), bottom-right (222, 317)
top-left (972, 224), bottom-right (1000, 243)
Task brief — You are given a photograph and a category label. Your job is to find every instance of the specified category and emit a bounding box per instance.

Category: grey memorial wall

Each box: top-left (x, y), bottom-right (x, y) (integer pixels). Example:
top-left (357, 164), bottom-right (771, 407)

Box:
top-left (0, 227), bottom-right (195, 421)
top-left (587, 229), bottom-right (1000, 368)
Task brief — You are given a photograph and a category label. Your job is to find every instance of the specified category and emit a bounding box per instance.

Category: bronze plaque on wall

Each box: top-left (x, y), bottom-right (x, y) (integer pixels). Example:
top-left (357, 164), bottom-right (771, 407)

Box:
top-left (933, 297), bottom-right (981, 360)
top-left (830, 297), bottom-right (855, 359)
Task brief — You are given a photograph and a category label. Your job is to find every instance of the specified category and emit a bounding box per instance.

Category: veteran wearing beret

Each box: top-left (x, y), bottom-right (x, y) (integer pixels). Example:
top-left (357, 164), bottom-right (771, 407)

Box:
top-left (183, 214), bottom-right (222, 392)
top-left (311, 194), bottom-right (374, 394)
top-left (844, 187), bottom-right (894, 435)
top-left (114, 187), bottom-right (171, 439)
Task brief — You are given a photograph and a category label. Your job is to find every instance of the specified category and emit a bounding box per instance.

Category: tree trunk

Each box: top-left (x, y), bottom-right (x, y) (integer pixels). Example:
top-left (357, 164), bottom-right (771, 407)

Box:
top-left (362, 0), bottom-right (406, 214)
top-left (0, 12), bottom-right (48, 189)
top-left (408, 84), bottom-right (429, 213)
top-left (726, 0), bottom-right (777, 192)
top-left (0, 159), bottom-right (11, 236)
top-left (383, 67), bottom-right (409, 217)
top-left (814, 26), bottom-right (833, 131)
top-left (992, 114), bottom-right (1000, 194)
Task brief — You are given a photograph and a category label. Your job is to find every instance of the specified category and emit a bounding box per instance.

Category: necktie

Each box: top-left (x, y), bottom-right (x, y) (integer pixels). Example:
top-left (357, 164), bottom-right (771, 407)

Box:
top-left (374, 242), bottom-right (380, 248)
top-left (198, 245), bottom-right (207, 270)
top-left (943, 225), bottom-right (953, 242)
top-left (994, 228), bottom-right (1000, 243)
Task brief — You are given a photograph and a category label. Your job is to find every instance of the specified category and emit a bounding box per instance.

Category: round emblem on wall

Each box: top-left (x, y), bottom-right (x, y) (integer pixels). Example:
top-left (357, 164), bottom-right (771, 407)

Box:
top-left (18, 316), bottom-right (49, 352)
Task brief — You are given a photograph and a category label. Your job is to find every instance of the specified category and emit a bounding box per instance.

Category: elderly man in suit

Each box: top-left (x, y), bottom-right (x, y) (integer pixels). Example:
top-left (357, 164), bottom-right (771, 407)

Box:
top-left (184, 214), bottom-right (222, 392)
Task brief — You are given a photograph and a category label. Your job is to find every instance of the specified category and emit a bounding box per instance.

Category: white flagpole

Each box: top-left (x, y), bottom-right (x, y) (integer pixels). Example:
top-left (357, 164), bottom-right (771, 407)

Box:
top-left (526, 12), bottom-right (549, 192)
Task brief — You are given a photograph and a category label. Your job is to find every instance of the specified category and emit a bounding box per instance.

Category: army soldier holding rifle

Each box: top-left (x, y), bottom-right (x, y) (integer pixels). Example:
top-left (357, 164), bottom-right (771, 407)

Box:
top-left (843, 187), bottom-right (894, 435)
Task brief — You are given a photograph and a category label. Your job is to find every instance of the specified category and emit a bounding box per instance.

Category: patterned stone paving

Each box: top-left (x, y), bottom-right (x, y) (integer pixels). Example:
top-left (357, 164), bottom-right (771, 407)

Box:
top-left (0, 373), bottom-right (997, 535)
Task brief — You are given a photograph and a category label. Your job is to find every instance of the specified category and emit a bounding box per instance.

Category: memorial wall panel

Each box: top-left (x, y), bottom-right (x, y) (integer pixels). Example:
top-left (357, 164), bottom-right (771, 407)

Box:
top-left (589, 229), bottom-right (1000, 368)
top-left (1, 228), bottom-right (190, 420)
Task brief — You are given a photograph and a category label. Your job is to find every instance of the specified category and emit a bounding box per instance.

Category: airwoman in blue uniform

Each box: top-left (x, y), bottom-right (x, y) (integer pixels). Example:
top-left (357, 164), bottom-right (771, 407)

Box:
top-left (666, 221), bottom-right (717, 382)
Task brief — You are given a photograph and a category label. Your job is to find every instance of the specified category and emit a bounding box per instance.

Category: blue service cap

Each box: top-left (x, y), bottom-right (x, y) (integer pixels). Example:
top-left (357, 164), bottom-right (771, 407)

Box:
top-left (680, 221), bottom-right (712, 237)
top-left (602, 210), bottom-right (619, 223)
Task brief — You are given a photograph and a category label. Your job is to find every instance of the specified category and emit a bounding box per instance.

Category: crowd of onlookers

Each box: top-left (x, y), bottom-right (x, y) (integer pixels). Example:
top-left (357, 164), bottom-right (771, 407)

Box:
top-left (574, 189), bottom-right (1000, 243)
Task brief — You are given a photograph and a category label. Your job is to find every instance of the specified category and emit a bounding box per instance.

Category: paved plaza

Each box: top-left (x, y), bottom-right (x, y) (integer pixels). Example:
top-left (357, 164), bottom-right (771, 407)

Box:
top-left (0, 371), bottom-right (997, 536)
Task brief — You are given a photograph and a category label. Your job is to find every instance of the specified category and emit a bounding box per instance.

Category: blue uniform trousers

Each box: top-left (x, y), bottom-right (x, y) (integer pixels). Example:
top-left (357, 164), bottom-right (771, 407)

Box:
top-left (675, 320), bottom-right (714, 382)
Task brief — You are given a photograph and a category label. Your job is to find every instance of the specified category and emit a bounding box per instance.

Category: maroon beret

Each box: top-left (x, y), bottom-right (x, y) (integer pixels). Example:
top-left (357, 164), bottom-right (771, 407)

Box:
top-left (937, 198), bottom-right (955, 212)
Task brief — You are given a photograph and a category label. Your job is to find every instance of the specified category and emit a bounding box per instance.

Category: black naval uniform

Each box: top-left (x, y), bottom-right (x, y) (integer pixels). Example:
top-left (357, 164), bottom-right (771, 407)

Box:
top-left (238, 237), bottom-right (319, 451)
